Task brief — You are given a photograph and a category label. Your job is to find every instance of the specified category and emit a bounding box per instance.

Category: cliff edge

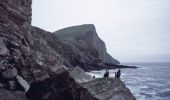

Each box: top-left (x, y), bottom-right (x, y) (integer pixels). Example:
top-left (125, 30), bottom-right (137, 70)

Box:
top-left (54, 24), bottom-right (120, 65)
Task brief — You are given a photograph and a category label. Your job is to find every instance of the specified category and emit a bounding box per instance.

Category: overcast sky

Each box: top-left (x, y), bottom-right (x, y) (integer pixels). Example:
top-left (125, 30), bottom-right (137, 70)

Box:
top-left (32, 0), bottom-right (170, 62)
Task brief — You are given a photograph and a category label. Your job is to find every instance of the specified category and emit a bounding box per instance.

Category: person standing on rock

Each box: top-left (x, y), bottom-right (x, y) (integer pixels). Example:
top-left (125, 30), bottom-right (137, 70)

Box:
top-left (104, 69), bottom-right (109, 78)
top-left (115, 69), bottom-right (121, 78)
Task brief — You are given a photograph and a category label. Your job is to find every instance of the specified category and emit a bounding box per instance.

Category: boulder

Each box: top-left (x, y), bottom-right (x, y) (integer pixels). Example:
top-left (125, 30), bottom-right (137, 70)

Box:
top-left (1, 67), bottom-right (17, 80)
top-left (16, 75), bottom-right (30, 92)
top-left (26, 70), bottom-right (97, 100)
top-left (81, 78), bottom-right (136, 100)
top-left (69, 66), bottom-right (93, 83)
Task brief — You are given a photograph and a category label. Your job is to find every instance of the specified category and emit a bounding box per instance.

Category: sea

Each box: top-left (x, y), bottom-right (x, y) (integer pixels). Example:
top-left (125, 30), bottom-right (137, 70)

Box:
top-left (86, 62), bottom-right (170, 100)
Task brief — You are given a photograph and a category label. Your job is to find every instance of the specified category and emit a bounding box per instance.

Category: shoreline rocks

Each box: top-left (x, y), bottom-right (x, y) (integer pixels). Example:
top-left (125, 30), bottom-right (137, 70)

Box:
top-left (81, 78), bottom-right (136, 100)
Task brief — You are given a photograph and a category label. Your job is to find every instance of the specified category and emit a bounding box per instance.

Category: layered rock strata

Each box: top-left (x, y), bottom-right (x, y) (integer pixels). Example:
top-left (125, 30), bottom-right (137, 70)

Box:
top-left (0, 0), bottom-right (135, 100)
top-left (54, 24), bottom-right (120, 65)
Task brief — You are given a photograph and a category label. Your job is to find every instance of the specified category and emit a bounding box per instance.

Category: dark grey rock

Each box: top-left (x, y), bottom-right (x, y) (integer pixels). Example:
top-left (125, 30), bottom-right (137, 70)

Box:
top-left (0, 89), bottom-right (28, 100)
top-left (69, 66), bottom-right (93, 83)
top-left (16, 75), bottom-right (30, 92)
top-left (1, 67), bottom-right (17, 79)
top-left (8, 80), bottom-right (16, 90)
top-left (0, 83), bottom-right (3, 88)
top-left (30, 67), bottom-right (49, 81)
top-left (26, 70), bottom-right (97, 100)
top-left (81, 78), bottom-right (136, 100)
top-left (0, 38), bottom-right (9, 56)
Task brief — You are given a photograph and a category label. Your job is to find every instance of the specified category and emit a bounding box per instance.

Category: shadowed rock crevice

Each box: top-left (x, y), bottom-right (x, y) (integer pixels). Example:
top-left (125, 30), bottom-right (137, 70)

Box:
top-left (26, 70), bottom-right (97, 100)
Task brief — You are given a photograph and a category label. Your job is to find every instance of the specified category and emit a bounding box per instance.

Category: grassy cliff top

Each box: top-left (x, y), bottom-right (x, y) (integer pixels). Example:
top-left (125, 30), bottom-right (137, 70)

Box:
top-left (54, 24), bottom-right (95, 39)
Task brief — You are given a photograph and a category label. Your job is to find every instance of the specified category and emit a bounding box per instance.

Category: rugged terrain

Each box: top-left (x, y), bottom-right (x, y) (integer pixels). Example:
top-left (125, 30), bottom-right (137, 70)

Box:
top-left (54, 24), bottom-right (120, 65)
top-left (81, 78), bottom-right (136, 100)
top-left (0, 0), bottom-right (135, 100)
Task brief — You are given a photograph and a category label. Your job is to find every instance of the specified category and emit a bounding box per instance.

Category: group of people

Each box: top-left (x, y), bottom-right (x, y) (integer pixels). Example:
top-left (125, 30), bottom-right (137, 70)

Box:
top-left (103, 69), bottom-right (121, 78)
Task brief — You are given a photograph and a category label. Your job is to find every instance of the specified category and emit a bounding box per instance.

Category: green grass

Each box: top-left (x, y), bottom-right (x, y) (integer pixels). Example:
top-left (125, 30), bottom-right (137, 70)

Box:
top-left (54, 24), bottom-right (94, 39)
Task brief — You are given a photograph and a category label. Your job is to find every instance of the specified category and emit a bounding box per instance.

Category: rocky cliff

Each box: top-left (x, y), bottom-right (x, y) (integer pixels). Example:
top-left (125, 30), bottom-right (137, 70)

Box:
top-left (0, 0), bottom-right (95, 99)
top-left (31, 26), bottom-right (120, 71)
top-left (0, 0), bottom-right (135, 100)
top-left (54, 24), bottom-right (120, 65)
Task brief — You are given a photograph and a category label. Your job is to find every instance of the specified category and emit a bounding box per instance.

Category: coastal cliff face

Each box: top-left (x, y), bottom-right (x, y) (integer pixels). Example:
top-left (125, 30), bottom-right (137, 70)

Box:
top-left (31, 26), bottom-right (118, 71)
top-left (0, 0), bottom-right (135, 100)
top-left (54, 24), bottom-right (120, 65)
top-left (0, 1), bottom-right (97, 100)
top-left (0, 0), bottom-right (32, 62)
top-left (0, 0), bottom-right (33, 82)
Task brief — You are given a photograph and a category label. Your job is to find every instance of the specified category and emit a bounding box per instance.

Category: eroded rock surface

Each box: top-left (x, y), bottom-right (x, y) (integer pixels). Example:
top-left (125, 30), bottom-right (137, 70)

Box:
top-left (54, 24), bottom-right (120, 65)
top-left (0, 89), bottom-right (28, 100)
top-left (81, 78), bottom-right (136, 100)
top-left (26, 69), bottom-right (97, 100)
top-left (69, 66), bottom-right (94, 83)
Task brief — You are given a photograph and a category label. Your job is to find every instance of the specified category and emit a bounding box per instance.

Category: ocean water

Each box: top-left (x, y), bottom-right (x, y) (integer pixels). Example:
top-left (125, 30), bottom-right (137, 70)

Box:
top-left (86, 62), bottom-right (170, 100)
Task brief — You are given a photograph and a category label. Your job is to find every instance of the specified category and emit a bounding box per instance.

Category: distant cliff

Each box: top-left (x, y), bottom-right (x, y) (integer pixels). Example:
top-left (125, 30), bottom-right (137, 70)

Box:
top-left (0, 0), bottom-right (135, 100)
top-left (30, 25), bottom-right (119, 71)
top-left (54, 24), bottom-right (120, 65)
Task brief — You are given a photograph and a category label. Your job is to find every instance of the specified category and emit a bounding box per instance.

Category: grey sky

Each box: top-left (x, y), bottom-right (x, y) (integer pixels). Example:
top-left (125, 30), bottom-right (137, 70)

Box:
top-left (32, 0), bottom-right (170, 62)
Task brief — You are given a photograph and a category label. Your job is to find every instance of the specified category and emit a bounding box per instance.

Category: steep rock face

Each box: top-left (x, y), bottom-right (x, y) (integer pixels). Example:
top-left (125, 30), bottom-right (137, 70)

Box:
top-left (0, 0), bottom-right (33, 99)
top-left (0, 0), bottom-right (52, 86)
top-left (31, 26), bottom-right (107, 71)
top-left (0, 0), bottom-right (33, 81)
top-left (30, 26), bottom-right (76, 69)
top-left (0, 1), bottom-right (96, 100)
top-left (54, 24), bottom-right (120, 64)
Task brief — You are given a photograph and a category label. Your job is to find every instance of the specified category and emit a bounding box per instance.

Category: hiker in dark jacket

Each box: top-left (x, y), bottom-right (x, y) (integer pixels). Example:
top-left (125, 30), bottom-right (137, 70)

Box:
top-left (104, 69), bottom-right (109, 78)
top-left (115, 69), bottom-right (121, 78)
